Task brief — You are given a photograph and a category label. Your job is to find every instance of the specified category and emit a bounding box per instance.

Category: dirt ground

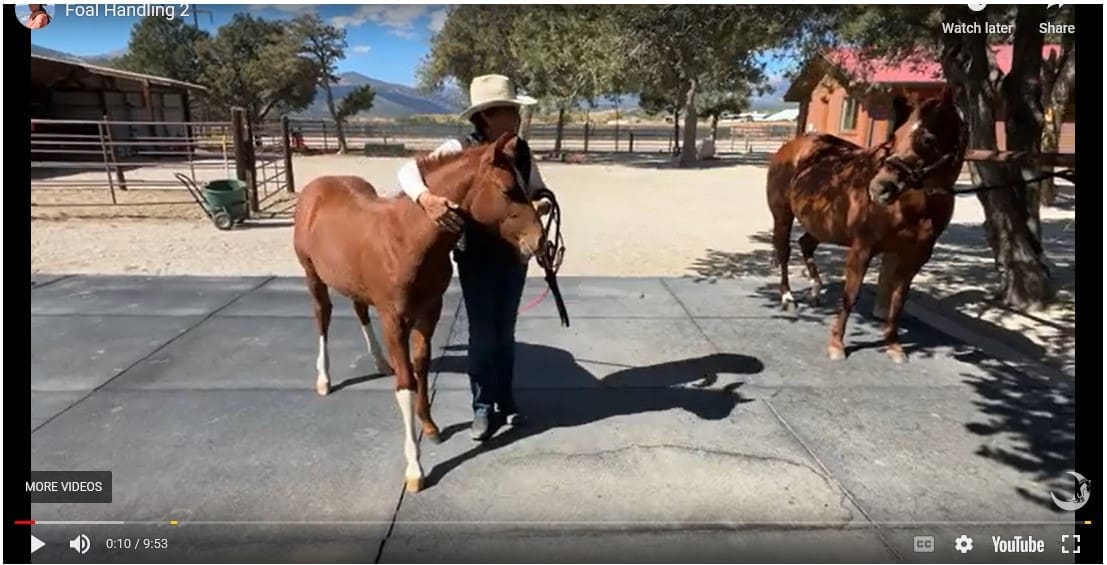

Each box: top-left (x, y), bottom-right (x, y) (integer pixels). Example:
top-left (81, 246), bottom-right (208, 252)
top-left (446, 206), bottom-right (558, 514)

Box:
top-left (31, 152), bottom-right (1076, 372)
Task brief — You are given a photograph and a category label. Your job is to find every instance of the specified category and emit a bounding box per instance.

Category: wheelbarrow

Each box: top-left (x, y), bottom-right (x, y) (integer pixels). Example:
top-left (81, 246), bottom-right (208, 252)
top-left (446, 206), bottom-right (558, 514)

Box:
top-left (174, 173), bottom-right (249, 231)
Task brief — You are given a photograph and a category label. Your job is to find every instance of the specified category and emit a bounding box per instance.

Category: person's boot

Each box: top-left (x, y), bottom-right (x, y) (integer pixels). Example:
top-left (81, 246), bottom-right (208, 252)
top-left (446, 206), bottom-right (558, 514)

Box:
top-left (497, 400), bottom-right (527, 427)
top-left (470, 409), bottom-right (496, 441)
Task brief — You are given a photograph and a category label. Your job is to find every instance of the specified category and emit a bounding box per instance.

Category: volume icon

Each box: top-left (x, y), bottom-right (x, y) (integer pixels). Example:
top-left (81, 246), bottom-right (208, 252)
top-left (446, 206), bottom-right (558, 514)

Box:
top-left (68, 534), bottom-right (90, 554)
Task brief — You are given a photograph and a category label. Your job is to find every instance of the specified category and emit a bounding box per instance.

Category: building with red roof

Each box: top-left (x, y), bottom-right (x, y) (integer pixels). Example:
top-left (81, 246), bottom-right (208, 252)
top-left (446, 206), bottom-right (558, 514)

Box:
top-left (783, 44), bottom-right (1074, 151)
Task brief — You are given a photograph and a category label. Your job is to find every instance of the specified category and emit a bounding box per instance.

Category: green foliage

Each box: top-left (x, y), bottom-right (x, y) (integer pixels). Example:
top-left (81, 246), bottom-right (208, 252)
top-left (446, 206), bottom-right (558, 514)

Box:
top-left (195, 14), bottom-right (319, 120)
top-left (290, 13), bottom-right (347, 85)
top-left (116, 16), bottom-right (209, 84)
top-left (417, 6), bottom-right (527, 93)
top-left (336, 85), bottom-right (376, 121)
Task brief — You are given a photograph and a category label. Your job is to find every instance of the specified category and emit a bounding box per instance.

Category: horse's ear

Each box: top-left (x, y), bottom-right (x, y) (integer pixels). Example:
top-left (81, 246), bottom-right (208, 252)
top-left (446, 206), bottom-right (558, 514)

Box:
top-left (485, 132), bottom-right (518, 165)
top-left (890, 95), bottom-right (913, 135)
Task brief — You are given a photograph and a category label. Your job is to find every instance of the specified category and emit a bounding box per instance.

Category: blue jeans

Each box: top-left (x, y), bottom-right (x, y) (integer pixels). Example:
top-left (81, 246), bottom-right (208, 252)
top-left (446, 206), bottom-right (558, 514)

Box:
top-left (456, 250), bottom-right (528, 416)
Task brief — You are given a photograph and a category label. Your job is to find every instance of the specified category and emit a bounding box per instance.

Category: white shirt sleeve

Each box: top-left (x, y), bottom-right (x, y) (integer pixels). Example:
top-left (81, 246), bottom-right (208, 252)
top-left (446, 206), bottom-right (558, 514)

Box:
top-left (397, 138), bottom-right (465, 202)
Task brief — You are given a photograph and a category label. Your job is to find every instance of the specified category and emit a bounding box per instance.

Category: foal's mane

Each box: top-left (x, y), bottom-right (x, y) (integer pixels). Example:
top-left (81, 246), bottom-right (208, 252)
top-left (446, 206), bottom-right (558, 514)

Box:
top-left (414, 143), bottom-right (485, 178)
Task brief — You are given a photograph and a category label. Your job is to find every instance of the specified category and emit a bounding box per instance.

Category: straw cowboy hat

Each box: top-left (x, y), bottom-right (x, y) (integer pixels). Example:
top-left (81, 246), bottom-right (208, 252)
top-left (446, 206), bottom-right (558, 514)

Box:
top-left (459, 74), bottom-right (537, 121)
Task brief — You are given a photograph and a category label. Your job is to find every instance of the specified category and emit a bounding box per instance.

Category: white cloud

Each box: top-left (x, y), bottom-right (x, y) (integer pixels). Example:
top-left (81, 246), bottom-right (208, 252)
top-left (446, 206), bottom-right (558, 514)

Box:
top-left (427, 8), bottom-right (449, 34)
top-left (329, 5), bottom-right (432, 39)
top-left (248, 4), bottom-right (315, 15)
top-left (351, 45), bottom-right (373, 54)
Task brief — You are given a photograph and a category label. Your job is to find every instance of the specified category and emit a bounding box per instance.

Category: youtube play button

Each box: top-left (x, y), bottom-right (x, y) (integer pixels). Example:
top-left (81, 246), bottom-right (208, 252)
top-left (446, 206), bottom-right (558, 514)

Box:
top-left (31, 535), bottom-right (45, 554)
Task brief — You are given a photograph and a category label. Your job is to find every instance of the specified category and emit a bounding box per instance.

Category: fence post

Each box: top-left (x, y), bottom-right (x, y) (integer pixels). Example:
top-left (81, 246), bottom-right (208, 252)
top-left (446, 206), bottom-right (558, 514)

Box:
top-left (583, 123), bottom-right (591, 153)
top-left (321, 120), bottom-right (329, 152)
top-left (628, 131), bottom-right (635, 153)
top-left (615, 121), bottom-right (620, 152)
top-left (231, 107), bottom-right (259, 216)
top-left (101, 115), bottom-right (128, 191)
top-left (280, 115), bottom-right (296, 193)
top-left (96, 120), bottom-right (118, 204)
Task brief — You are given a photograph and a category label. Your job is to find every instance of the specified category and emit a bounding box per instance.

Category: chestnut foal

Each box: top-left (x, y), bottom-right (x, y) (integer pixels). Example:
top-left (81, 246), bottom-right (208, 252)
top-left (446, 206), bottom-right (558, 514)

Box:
top-left (292, 133), bottom-right (545, 492)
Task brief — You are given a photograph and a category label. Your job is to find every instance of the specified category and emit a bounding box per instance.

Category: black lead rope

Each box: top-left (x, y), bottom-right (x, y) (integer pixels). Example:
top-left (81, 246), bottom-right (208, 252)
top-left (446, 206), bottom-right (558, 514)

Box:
top-left (949, 168), bottom-right (1076, 195)
top-left (532, 187), bottom-right (570, 327)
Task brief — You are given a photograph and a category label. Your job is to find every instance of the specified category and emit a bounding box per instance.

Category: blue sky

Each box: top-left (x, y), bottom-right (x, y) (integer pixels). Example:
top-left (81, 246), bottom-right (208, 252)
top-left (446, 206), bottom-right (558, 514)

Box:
top-left (26, 4), bottom-right (450, 86)
top-left (28, 4), bottom-right (797, 89)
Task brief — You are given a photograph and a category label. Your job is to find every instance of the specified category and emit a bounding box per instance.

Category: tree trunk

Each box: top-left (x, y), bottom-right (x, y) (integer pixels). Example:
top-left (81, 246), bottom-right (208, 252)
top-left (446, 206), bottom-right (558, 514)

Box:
top-left (1039, 38), bottom-right (1074, 206)
top-left (709, 114), bottom-right (720, 142)
top-left (671, 109), bottom-right (681, 154)
top-left (940, 7), bottom-right (1052, 310)
top-left (679, 77), bottom-right (699, 168)
top-left (520, 104), bottom-right (534, 140)
top-left (553, 106), bottom-right (566, 155)
top-left (322, 80), bottom-right (347, 154)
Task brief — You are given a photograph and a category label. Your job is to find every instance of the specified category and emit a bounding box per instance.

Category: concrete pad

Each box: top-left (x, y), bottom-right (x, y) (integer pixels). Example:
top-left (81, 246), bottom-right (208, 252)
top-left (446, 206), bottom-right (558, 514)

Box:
top-left (461, 277), bottom-right (689, 319)
top-left (767, 384), bottom-right (1075, 524)
top-left (32, 390), bottom-right (406, 529)
top-left (32, 315), bottom-right (203, 392)
top-left (30, 275), bottom-right (267, 316)
top-left (694, 316), bottom-right (985, 388)
top-left (397, 389), bottom-right (863, 525)
top-left (105, 315), bottom-right (457, 392)
top-left (662, 276), bottom-right (786, 318)
top-left (435, 317), bottom-right (729, 390)
top-left (31, 391), bottom-right (88, 430)
top-left (381, 527), bottom-right (897, 563)
top-left (218, 276), bottom-right (463, 319)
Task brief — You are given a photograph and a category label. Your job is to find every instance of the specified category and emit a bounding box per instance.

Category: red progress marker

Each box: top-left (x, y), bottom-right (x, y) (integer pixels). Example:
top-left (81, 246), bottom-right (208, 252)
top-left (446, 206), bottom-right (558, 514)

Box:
top-left (15, 520), bottom-right (35, 525)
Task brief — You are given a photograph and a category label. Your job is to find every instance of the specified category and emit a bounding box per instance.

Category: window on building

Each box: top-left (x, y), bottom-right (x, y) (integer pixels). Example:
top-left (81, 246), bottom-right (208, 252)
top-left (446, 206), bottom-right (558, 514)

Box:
top-left (840, 96), bottom-right (859, 132)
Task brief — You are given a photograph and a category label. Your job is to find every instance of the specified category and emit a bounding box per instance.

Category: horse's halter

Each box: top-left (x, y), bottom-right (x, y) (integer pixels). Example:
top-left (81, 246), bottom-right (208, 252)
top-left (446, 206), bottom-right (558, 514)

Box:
top-left (877, 106), bottom-right (967, 194)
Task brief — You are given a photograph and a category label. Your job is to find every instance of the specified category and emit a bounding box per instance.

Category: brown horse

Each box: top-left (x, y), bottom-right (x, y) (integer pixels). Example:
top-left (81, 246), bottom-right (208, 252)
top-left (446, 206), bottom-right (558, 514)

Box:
top-left (766, 86), bottom-right (967, 362)
top-left (292, 133), bottom-right (545, 492)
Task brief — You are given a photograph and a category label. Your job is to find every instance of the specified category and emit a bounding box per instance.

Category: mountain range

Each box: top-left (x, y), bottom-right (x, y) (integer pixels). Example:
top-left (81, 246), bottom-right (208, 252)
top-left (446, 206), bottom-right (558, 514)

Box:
top-left (31, 43), bottom-right (793, 118)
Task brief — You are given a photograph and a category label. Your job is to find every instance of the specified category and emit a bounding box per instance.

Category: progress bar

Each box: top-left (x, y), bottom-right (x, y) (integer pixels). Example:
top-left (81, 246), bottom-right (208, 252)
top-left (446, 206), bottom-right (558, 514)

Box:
top-left (15, 520), bottom-right (1092, 526)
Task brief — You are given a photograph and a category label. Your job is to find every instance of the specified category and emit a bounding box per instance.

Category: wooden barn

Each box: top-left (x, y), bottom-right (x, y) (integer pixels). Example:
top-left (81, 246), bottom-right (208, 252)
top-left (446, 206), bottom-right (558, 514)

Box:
top-left (30, 53), bottom-right (206, 159)
top-left (783, 45), bottom-right (1075, 152)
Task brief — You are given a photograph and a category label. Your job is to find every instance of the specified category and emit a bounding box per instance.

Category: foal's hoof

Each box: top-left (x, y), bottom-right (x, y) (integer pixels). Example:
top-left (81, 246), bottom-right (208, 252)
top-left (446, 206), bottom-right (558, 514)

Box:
top-left (808, 292), bottom-right (822, 306)
top-left (827, 347), bottom-right (846, 361)
top-left (423, 428), bottom-right (443, 444)
top-left (315, 379), bottom-right (331, 396)
top-left (887, 349), bottom-right (908, 364)
top-left (405, 477), bottom-right (425, 493)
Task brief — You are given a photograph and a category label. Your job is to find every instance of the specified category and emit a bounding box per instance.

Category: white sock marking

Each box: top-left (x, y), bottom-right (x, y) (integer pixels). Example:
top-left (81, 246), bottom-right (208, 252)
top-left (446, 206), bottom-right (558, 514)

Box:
top-left (782, 291), bottom-right (795, 305)
top-left (361, 322), bottom-right (390, 371)
top-left (316, 335), bottom-right (330, 384)
top-left (395, 389), bottom-right (423, 482)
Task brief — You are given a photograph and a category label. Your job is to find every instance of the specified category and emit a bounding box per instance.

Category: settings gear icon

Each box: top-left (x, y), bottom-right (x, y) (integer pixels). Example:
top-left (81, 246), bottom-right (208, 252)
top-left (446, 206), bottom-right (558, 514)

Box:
top-left (955, 534), bottom-right (974, 553)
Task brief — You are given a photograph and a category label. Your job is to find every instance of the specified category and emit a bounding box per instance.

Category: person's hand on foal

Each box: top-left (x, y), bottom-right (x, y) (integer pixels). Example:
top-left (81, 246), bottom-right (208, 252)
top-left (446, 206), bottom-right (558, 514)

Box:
top-left (417, 192), bottom-right (463, 233)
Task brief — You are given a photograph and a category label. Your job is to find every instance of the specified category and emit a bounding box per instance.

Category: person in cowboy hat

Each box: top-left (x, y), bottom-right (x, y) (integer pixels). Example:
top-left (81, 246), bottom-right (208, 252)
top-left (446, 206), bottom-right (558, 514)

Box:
top-left (397, 74), bottom-right (555, 441)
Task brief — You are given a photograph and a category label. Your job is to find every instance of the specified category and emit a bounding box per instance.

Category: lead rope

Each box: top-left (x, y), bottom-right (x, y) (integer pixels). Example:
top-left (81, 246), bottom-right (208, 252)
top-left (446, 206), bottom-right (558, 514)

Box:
top-left (519, 187), bottom-right (570, 327)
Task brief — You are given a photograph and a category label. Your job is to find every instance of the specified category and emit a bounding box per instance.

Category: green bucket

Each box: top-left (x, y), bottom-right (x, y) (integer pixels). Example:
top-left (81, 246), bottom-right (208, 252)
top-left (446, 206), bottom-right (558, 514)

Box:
top-left (203, 179), bottom-right (248, 218)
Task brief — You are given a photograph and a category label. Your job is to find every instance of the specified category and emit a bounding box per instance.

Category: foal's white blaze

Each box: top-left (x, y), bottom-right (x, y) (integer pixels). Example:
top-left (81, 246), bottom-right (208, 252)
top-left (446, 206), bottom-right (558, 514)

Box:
top-left (395, 389), bottom-right (424, 491)
top-left (315, 336), bottom-right (330, 395)
top-left (360, 322), bottom-right (391, 374)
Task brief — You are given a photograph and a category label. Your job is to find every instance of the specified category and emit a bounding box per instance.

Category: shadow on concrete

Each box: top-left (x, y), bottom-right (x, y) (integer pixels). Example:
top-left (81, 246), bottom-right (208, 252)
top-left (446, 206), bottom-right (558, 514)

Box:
top-left (423, 343), bottom-right (762, 489)
top-left (686, 217), bottom-right (1075, 368)
top-left (684, 217), bottom-right (1076, 510)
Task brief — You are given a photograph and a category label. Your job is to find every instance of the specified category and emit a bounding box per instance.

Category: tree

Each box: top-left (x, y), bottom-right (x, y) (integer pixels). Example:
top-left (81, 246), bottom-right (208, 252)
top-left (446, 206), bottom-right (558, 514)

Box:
top-left (291, 14), bottom-right (354, 153)
top-left (698, 89), bottom-right (748, 146)
top-left (418, 6), bottom-right (528, 93)
top-left (622, 6), bottom-right (800, 167)
top-left (788, 4), bottom-right (1064, 308)
top-left (509, 6), bottom-right (626, 155)
top-left (1038, 6), bottom-right (1075, 205)
top-left (117, 16), bottom-right (209, 85)
top-left (639, 84), bottom-right (686, 154)
top-left (196, 14), bottom-right (319, 121)
top-left (336, 85), bottom-right (376, 122)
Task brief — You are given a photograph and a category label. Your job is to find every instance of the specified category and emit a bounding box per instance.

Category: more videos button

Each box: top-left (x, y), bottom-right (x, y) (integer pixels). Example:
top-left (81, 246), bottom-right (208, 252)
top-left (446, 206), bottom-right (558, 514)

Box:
top-left (26, 471), bottom-right (112, 503)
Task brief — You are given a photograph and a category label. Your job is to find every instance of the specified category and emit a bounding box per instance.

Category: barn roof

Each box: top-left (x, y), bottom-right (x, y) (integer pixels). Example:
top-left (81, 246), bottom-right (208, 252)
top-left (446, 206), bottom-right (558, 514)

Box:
top-left (31, 54), bottom-right (207, 92)
top-left (784, 44), bottom-right (1064, 101)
